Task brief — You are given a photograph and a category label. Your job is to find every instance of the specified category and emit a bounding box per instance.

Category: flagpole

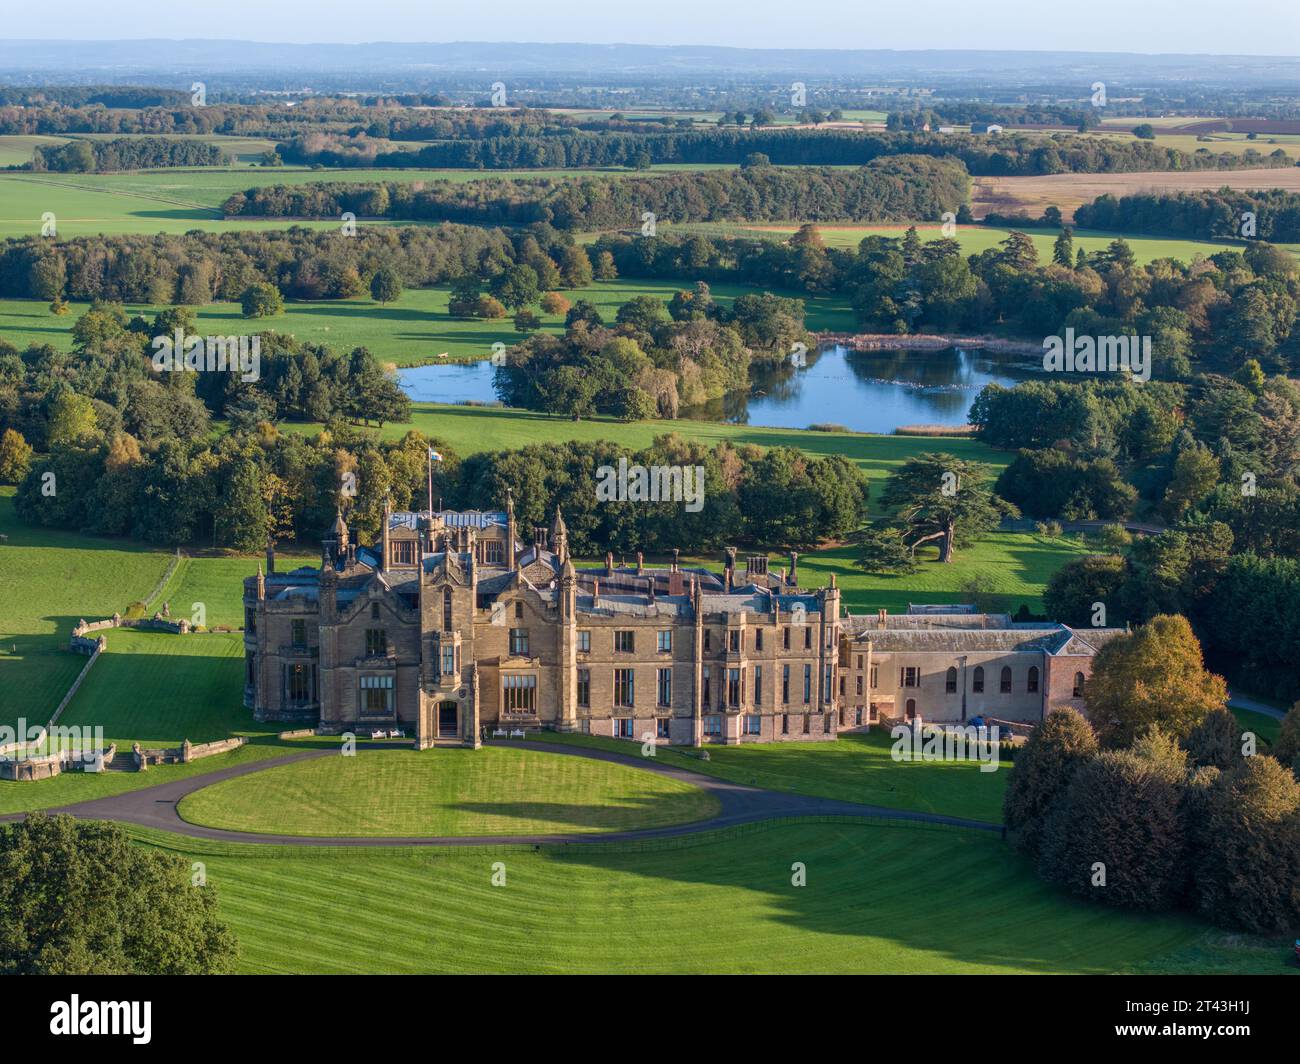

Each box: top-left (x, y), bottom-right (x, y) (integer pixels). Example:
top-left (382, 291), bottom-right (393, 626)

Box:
top-left (427, 448), bottom-right (434, 514)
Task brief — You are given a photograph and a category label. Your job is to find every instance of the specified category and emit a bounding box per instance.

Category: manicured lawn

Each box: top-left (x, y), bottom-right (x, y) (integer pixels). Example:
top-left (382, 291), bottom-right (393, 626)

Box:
top-left (143, 550), bottom-right (314, 629)
top-left (178, 746), bottom-right (722, 837)
top-left (58, 629), bottom-right (250, 747)
top-left (126, 820), bottom-right (1261, 974)
top-left (803, 532), bottom-right (1095, 615)
top-left (0, 486), bottom-right (173, 731)
top-left (525, 729), bottom-right (1008, 824)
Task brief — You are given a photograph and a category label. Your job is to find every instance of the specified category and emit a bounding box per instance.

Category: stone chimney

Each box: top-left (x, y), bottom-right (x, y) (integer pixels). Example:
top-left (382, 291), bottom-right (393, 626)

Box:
top-left (606, 551), bottom-right (615, 576)
top-left (724, 546), bottom-right (737, 592)
top-left (636, 552), bottom-right (644, 575)
top-left (592, 577), bottom-right (600, 606)
top-left (265, 540), bottom-right (276, 576)
top-left (672, 548), bottom-right (680, 573)
top-left (788, 550), bottom-right (799, 586)
top-left (878, 608), bottom-right (887, 625)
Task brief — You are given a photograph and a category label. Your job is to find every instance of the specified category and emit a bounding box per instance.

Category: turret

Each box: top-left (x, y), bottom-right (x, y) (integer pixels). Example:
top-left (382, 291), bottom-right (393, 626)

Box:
top-left (505, 489), bottom-right (517, 570)
top-left (322, 509), bottom-right (349, 566)
top-left (551, 506), bottom-right (569, 564)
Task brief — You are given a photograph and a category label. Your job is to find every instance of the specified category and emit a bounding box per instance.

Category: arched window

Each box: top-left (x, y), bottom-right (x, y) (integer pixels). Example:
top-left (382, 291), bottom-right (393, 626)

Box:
top-left (1073, 671), bottom-right (1086, 698)
top-left (442, 587), bottom-right (453, 633)
top-left (1000, 666), bottom-right (1012, 693)
top-left (905, 698), bottom-right (916, 719)
top-left (1027, 666), bottom-right (1039, 694)
top-left (945, 666), bottom-right (958, 693)
top-left (972, 666), bottom-right (984, 693)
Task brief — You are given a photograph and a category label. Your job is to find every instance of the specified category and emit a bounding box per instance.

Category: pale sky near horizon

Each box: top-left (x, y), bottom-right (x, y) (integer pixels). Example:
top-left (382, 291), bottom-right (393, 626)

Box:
top-left (3, 0), bottom-right (1299, 57)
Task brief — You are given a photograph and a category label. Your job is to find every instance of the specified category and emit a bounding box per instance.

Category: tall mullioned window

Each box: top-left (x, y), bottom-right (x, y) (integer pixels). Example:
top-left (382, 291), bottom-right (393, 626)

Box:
top-left (577, 668), bottom-right (590, 707)
top-left (657, 630), bottom-right (672, 653)
top-left (615, 630), bottom-right (635, 653)
top-left (359, 674), bottom-right (393, 715)
top-left (502, 674), bottom-right (537, 713)
top-left (657, 667), bottom-right (672, 706)
top-left (365, 628), bottom-right (387, 657)
top-left (614, 668), bottom-right (634, 707)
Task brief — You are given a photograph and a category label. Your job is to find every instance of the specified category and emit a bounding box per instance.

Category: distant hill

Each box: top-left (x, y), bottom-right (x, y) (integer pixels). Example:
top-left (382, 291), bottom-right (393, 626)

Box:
top-left (2, 39), bottom-right (1300, 86)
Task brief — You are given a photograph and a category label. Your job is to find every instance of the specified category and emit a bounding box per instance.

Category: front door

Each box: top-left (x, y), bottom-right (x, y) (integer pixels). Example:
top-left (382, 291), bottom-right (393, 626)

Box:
top-left (438, 701), bottom-right (459, 738)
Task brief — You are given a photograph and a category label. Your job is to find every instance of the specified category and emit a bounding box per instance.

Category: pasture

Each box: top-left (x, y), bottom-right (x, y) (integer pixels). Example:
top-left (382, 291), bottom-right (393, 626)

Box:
top-left (689, 221), bottom-right (1255, 264)
top-left (0, 278), bottom-right (858, 366)
top-left (0, 162), bottom-right (734, 238)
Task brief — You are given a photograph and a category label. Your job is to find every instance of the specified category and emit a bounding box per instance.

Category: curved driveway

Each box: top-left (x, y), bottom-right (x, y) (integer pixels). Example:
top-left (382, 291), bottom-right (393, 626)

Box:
top-left (5, 740), bottom-right (1003, 847)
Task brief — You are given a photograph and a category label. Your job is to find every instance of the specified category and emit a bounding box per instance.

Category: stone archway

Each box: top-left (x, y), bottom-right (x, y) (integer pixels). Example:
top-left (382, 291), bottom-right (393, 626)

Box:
top-left (437, 701), bottom-right (459, 739)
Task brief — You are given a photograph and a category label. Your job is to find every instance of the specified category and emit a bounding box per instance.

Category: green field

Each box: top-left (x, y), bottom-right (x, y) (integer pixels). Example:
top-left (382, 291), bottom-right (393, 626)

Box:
top-left (527, 730), bottom-right (1008, 822)
top-left (672, 221), bottom-right (1258, 264)
top-left (178, 746), bottom-right (722, 837)
top-left (0, 278), bottom-right (857, 366)
top-left (0, 486), bottom-right (173, 730)
top-left (129, 819), bottom-right (1291, 974)
top-left (0, 163), bottom-right (733, 238)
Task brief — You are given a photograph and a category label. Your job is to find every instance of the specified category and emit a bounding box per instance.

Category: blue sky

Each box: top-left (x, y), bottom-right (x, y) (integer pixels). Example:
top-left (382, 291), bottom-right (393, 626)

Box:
top-left (3, 0), bottom-right (1298, 56)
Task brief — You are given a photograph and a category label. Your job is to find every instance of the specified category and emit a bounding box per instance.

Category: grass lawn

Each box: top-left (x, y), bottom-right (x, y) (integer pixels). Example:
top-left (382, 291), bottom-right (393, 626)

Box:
top-left (804, 532), bottom-right (1094, 615)
top-left (525, 729), bottom-right (1008, 824)
top-left (0, 278), bottom-right (856, 367)
top-left (177, 746), bottom-right (721, 837)
top-left (142, 550), bottom-right (314, 629)
top-left (0, 486), bottom-right (173, 731)
top-left (1232, 707), bottom-right (1282, 747)
top-left (673, 221), bottom-right (1248, 264)
top-left (0, 740), bottom-right (293, 815)
top-left (126, 819), bottom-right (1285, 974)
top-left (58, 629), bottom-right (249, 747)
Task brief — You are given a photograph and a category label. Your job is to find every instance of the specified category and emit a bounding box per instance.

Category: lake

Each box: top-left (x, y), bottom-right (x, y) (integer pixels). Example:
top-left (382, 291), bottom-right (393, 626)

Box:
top-left (398, 344), bottom-right (1034, 435)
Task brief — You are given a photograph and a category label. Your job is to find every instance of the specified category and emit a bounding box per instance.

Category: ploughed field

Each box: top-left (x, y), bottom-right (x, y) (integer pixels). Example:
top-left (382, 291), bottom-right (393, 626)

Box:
top-left (971, 166), bottom-right (1300, 223)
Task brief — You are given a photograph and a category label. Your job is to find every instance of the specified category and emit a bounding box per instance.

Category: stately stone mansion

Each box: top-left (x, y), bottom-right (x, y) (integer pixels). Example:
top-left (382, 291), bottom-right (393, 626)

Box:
top-left (242, 498), bottom-right (1124, 748)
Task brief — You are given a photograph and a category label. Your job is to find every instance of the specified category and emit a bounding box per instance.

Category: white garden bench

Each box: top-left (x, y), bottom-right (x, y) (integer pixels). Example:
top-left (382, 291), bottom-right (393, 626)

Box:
top-left (370, 729), bottom-right (386, 740)
top-left (510, 728), bottom-right (525, 738)
top-left (492, 728), bottom-right (508, 738)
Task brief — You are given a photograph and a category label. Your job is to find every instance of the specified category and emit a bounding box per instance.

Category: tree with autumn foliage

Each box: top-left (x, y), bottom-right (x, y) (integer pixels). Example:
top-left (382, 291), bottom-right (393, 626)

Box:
top-left (1084, 613), bottom-right (1228, 748)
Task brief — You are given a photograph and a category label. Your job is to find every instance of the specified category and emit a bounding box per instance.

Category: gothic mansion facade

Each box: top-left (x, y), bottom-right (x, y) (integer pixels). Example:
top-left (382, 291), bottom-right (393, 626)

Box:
top-left (242, 501), bottom-right (1121, 748)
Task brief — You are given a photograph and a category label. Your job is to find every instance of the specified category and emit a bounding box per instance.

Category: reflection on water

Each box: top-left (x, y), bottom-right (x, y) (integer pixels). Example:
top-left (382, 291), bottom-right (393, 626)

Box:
top-left (398, 344), bottom-right (1034, 435)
